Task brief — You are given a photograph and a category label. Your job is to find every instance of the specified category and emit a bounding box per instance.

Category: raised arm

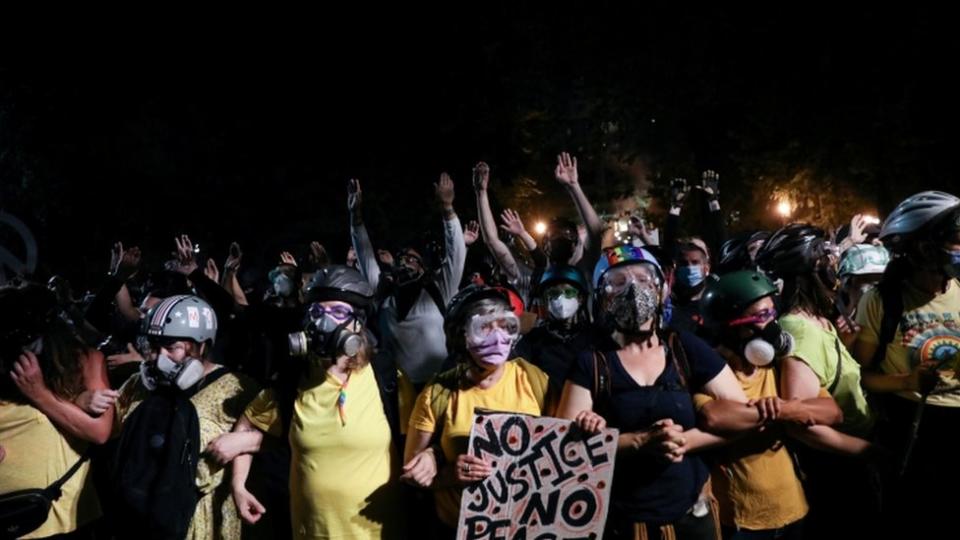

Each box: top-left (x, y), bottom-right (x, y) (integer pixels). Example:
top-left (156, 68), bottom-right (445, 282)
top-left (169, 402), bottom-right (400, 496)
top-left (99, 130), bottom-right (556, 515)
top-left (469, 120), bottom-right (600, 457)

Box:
top-left (11, 350), bottom-right (114, 444)
top-left (347, 178), bottom-right (382, 289)
top-left (436, 172), bottom-right (466, 301)
top-left (473, 162), bottom-right (520, 280)
top-left (554, 152), bottom-right (603, 252)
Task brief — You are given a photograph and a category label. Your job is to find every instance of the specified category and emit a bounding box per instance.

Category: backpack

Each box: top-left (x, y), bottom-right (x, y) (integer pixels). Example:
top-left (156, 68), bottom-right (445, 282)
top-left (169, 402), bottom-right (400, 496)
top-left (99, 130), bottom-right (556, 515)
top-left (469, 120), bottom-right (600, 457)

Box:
top-left (112, 368), bottom-right (228, 540)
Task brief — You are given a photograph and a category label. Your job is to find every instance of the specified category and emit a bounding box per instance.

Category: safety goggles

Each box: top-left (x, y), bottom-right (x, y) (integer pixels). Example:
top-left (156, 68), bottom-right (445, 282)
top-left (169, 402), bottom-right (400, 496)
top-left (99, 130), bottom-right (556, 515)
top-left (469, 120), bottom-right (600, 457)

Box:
top-left (308, 303), bottom-right (355, 323)
top-left (465, 311), bottom-right (520, 342)
top-left (727, 308), bottom-right (778, 328)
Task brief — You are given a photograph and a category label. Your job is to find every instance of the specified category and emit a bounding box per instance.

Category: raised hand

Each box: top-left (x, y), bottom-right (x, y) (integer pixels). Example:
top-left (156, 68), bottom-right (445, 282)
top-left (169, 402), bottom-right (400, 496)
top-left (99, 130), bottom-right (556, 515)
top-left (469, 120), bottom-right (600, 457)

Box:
top-left (499, 209), bottom-right (528, 237)
top-left (848, 214), bottom-right (869, 246)
top-left (106, 343), bottom-right (145, 369)
top-left (700, 170), bottom-right (720, 200)
top-left (472, 162), bottom-right (490, 192)
top-left (204, 258), bottom-right (220, 284)
top-left (463, 221), bottom-right (480, 246)
top-left (224, 242), bottom-right (243, 273)
top-left (110, 242), bottom-right (142, 280)
top-left (670, 178), bottom-right (690, 207)
top-left (347, 178), bottom-right (363, 212)
top-left (554, 152), bottom-right (579, 187)
top-left (279, 251), bottom-right (298, 267)
top-left (172, 235), bottom-right (199, 275)
top-left (435, 172), bottom-right (456, 208)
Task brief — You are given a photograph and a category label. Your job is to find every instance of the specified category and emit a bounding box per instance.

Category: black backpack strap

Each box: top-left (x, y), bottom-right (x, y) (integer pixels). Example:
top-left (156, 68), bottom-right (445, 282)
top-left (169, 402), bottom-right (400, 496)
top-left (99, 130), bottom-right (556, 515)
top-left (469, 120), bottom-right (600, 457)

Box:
top-left (665, 330), bottom-right (691, 390)
top-left (185, 366), bottom-right (231, 398)
top-left (592, 350), bottom-right (611, 417)
top-left (872, 281), bottom-right (904, 367)
top-left (41, 453), bottom-right (91, 501)
top-left (828, 338), bottom-right (844, 396)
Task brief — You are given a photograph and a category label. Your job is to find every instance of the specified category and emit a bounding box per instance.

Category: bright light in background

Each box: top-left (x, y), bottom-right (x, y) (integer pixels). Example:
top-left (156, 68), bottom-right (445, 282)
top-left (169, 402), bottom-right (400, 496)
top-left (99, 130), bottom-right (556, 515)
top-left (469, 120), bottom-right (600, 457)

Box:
top-left (864, 215), bottom-right (880, 225)
top-left (776, 201), bottom-right (792, 218)
top-left (534, 222), bottom-right (547, 235)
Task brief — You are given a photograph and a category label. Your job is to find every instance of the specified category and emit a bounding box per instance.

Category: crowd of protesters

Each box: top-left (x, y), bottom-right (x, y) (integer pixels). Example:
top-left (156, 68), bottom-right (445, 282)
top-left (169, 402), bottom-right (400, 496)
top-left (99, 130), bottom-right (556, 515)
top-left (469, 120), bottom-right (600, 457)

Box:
top-left (2, 152), bottom-right (959, 540)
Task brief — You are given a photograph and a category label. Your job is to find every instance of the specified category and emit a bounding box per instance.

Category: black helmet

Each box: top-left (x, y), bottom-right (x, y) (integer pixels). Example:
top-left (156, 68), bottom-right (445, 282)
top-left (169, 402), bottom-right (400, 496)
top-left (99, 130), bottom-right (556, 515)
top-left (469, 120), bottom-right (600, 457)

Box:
top-left (304, 265), bottom-right (374, 310)
top-left (880, 191), bottom-right (960, 252)
top-left (718, 230), bottom-right (768, 274)
top-left (755, 224), bottom-right (831, 280)
top-left (700, 271), bottom-right (779, 328)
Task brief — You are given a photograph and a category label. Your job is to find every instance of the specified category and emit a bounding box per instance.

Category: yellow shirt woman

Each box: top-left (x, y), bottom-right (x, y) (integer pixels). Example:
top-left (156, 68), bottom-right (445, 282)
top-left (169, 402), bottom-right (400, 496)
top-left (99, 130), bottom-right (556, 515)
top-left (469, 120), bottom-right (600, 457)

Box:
top-left (245, 361), bottom-right (403, 539)
top-left (0, 401), bottom-right (100, 539)
top-left (407, 359), bottom-right (547, 528)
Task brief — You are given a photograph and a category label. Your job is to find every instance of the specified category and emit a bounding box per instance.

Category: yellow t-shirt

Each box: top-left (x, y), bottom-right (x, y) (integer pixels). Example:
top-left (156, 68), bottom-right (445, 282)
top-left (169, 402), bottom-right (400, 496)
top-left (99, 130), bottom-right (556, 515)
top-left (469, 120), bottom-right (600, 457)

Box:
top-left (407, 360), bottom-right (547, 528)
top-left (856, 279), bottom-right (960, 406)
top-left (694, 366), bottom-right (808, 530)
top-left (0, 402), bottom-right (100, 539)
top-left (245, 362), bottom-right (402, 540)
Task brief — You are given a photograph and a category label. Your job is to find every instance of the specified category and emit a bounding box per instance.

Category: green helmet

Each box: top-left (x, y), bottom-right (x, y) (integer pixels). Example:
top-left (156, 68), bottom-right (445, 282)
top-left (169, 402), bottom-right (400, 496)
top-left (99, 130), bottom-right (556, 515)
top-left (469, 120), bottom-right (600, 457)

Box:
top-left (700, 271), bottom-right (778, 328)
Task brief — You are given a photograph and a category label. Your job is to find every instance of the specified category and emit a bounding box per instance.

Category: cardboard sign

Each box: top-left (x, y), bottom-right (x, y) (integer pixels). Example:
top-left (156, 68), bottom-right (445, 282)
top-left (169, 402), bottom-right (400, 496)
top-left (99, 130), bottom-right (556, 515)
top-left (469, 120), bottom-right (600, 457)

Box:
top-left (457, 411), bottom-right (618, 540)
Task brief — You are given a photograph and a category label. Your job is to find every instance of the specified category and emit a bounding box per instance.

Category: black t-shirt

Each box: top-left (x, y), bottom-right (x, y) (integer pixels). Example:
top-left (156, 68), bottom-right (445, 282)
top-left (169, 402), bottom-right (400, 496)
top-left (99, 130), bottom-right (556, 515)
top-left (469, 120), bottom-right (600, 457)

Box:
top-left (568, 330), bottom-right (725, 524)
top-left (514, 324), bottom-right (594, 397)
top-left (667, 299), bottom-right (704, 335)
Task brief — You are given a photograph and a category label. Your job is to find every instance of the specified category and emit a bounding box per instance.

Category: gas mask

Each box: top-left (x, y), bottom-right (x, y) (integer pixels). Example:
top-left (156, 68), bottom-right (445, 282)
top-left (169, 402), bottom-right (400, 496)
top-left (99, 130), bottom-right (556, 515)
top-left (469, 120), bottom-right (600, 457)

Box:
top-left (740, 321), bottom-right (794, 367)
top-left (272, 273), bottom-right (296, 298)
top-left (139, 349), bottom-right (205, 391)
top-left (288, 303), bottom-right (365, 360)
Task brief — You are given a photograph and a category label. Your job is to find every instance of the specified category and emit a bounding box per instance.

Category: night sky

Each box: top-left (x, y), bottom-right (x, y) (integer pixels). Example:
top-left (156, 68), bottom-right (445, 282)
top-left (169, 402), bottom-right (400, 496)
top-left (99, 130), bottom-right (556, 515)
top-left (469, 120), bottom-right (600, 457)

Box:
top-left (2, 6), bottom-right (957, 290)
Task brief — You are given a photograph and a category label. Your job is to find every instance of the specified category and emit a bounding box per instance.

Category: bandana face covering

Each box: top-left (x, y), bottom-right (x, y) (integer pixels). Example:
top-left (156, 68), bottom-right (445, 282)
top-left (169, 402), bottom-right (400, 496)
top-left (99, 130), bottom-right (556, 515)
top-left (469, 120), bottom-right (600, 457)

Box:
top-left (606, 282), bottom-right (658, 334)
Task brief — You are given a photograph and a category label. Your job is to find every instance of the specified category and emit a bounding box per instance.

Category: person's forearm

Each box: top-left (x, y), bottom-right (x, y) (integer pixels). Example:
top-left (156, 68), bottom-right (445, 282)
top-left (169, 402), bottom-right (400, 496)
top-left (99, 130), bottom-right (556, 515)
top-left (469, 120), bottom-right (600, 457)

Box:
top-left (684, 427), bottom-right (731, 452)
top-left (565, 184), bottom-right (603, 249)
top-left (474, 191), bottom-right (518, 278)
top-left (231, 452), bottom-right (254, 490)
top-left (517, 231), bottom-right (537, 252)
top-left (787, 424), bottom-right (871, 455)
top-left (33, 391), bottom-right (113, 444)
top-left (232, 416), bottom-right (264, 453)
top-left (780, 398), bottom-right (844, 427)
top-left (699, 399), bottom-right (763, 433)
top-left (223, 270), bottom-right (248, 306)
top-left (862, 371), bottom-right (912, 394)
top-left (189, 268), bottom-right (238, 318)
top-left (115, 283), bottom-right (142, 322)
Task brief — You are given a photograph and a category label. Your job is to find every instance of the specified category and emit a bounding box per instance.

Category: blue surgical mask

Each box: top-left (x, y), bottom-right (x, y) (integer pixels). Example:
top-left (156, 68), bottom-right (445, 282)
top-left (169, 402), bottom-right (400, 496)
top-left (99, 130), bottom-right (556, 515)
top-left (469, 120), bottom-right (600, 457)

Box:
top-left (675, 265), bottom-right (705, 288)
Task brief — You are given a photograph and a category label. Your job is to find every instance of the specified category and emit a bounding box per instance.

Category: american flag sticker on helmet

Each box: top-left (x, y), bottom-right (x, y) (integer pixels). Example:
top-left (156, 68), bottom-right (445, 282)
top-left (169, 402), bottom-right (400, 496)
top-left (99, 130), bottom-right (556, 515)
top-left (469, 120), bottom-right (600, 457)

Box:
top-left (187, 306), bottom-right (200, 328)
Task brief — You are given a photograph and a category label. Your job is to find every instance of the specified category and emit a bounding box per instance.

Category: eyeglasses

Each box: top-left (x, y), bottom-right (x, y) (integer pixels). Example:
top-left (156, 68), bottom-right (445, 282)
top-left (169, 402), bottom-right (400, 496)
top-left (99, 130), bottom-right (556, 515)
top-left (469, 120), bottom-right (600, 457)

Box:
top-left (308, 303), bottom-right (355, 322)
top-left (544, 286), bottom-right (579, 300)
top-left (727, 308), bottom-right (778, 327)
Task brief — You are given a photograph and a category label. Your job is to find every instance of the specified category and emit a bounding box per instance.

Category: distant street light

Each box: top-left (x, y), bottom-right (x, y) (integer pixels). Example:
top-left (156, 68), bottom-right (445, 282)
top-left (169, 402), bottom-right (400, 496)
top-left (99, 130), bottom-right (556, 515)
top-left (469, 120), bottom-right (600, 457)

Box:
top-left (776, 200), bottom-right (792, 219)
top-left (534, 222), bottom-right (547, 235)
